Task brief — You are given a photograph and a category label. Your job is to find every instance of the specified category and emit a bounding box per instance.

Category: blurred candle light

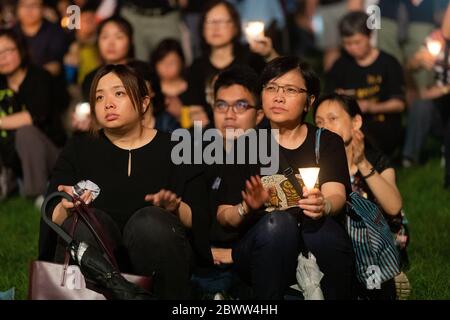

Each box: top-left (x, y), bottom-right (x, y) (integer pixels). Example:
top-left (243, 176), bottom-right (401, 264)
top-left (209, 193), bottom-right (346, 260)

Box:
top-left (299, 168), bottom-right (320, 191)
top-left (427, 39), bottom-right (442, 57)
top-left (244, 21), bottom-right (265, 42)
top-left (75, 102), bottom-right (90, 121)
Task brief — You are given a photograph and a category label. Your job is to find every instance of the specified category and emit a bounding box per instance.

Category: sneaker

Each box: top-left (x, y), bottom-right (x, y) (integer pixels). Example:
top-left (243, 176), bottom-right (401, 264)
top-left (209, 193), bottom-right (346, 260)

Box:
top-left (0, 166), bottom-right (17, 201)
top-left (394, 272), bottom-right (411, 300)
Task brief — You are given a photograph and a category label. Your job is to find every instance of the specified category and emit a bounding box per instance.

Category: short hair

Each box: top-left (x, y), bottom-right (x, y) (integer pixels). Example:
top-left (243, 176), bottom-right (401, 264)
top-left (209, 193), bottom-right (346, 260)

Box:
top-left (199, 0), bottom-right (242, 55)
top-left (214, 65), bottom-right (261, 107)
top-left (97, 15), bottom-right (135, 60)
top-left (260, 56), bottom-right (320, 121)
top-left (313, 93), bottom-right (362, 119)
top-left (0, 28), bottom-right (30, 69)
top-left (150, 38), bottom-right (185, 71)
top-left (89, 64), bottom-right (149, 126)
top-left (339, 11), bottom-right (372, 38)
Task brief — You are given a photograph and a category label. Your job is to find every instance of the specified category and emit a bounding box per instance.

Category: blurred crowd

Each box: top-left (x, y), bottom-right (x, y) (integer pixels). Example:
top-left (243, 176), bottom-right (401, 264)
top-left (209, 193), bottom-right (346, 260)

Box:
top-left (1, 0), bottom-right (449, 301)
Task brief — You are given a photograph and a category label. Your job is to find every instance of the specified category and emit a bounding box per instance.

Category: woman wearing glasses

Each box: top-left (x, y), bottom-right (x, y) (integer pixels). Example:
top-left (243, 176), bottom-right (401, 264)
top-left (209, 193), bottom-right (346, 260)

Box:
top-left (216, 56), bottom-right (355, 299)
top-left (183, 0), bottom-right (278, 128)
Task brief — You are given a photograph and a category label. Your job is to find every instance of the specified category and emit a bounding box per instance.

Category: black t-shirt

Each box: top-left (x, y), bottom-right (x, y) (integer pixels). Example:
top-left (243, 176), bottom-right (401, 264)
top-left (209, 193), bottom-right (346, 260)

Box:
top-left (122, 0), bottom-right (173, 10)
top-left (326, 50), bottom-right (405, 155)
top-left (183, 44), bottom-right (266, 119)
top-left (379, 0), bottom-right (446, 24)
top-left (15, 19), bottom-right (68, 66)
top-left (217, 123), bottom-right (351, 232)
top-left (0, 65), bottom-right (65, 146)
top-left (46, 130), bottom-right (184, 228)
top-left (351, 145), bottom-right (392, 204)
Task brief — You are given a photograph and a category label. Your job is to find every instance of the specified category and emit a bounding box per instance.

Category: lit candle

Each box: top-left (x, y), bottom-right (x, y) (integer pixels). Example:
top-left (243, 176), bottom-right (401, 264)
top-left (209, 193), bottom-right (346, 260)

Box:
top-left (426, 39), bottom-right (442, 57)
top-left (75, 102), bottom-right (91, 121)
top-left (244, 21), bottom-right (265, 42)
top-left (299, 167), bottom-right (320, 191)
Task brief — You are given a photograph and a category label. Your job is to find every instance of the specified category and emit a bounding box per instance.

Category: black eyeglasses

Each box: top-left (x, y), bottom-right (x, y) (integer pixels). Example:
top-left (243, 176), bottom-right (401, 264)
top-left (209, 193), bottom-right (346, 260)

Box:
top-left (263, 83), bottom-right (308, 96)
top-left (213, 100), bottom-right (257, 114)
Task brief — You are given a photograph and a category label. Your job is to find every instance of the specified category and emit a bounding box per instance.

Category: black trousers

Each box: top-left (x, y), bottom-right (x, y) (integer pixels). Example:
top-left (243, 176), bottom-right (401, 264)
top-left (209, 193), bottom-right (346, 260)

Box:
top-left (435, 94), bottom-right (450, 186)
top-left (232, 211), bottom-right (355, 300)
top-left (55, 206), bottom-right (192, 299)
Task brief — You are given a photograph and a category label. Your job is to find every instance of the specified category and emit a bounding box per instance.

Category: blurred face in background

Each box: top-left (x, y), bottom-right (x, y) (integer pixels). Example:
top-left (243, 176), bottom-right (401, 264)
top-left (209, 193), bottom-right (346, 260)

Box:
top-left (98, 22), bottom-right (130, 64)
top-left (315, 100), bottom-right (358, 145)
top-left (17, 0), bottom-right (43, 27)
top-left (155, 51), bottom-right (183, 81)
top-left (203, 4), bottom-right (237, 49)
top-left (0, 36), bottom-right (22, 76)
top-left (77, 11), bottom-right (97, 41)
top-left (342, 33), bottom-right (372, 60)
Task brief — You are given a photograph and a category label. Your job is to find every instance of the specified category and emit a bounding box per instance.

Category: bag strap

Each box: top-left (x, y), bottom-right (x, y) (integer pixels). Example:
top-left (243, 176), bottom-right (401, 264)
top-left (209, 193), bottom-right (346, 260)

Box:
top-left (279, 149), bottom-right (303, 198)
top-left (41, 191), bottom-right (119, 270)
top-left (315, 127), bottom-right (323, 165)
top-left (71, 196), bottom-right (119, 270)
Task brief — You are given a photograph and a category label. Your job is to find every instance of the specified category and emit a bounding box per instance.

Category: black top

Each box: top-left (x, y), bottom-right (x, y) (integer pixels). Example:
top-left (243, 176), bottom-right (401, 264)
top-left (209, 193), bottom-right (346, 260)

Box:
top-left (351, 145), bottom-right (392, 204)
top-left (183, 45), bottom-right (266, 119)
top-left (379, 0), bottom-right (447, 24)
top-left (15, 19), bottom-right (68, 66)
top-left (122, 0), bottom-right (174, 10)
top-left (0, 65), bottom-right (66, 146)
top-left (326, 50), bottom-right (405, 155)
top-left (46, 130), bottom-right (183, 228)
top-left (217, 123), bottom-right (351, 232)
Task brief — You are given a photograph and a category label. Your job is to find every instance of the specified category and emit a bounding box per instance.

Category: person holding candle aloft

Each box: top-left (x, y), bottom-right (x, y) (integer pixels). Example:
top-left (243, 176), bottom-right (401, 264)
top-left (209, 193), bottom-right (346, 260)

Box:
top-left (216, 56), bottom-right (354, 300)
top-left (183, 0), bottom-right (278, 128)
top-left (314, 93), bottom-right (410, 300)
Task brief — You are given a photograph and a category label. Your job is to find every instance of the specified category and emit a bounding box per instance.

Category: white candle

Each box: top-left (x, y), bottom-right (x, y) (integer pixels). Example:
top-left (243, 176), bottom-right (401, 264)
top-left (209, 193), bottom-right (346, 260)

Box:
top-left (75, 102), bottom-right (91, 121)
top-left (244, 21), bottom-right (265, 42)
top-left (299, 167), bottom-right (320, 191)
top-left (427, 39), bottom-right (442, 57)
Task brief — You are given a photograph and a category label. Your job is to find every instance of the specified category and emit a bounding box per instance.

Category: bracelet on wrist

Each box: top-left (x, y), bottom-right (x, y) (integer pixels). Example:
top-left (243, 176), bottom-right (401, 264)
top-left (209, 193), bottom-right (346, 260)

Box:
top-left (361, 167), bottom-right (376, 179)
top-left (237, 202), bottom-right (248, 218)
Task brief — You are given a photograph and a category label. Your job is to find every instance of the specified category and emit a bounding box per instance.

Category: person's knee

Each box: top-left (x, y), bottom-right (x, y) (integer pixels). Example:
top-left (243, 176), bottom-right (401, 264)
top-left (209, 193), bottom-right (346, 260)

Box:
top-left (256, 211), bottom-right (300, 247)
top-left (15, 125), bottom-right (41, 144)
top-left (123, 206), bottom-right (185, 246)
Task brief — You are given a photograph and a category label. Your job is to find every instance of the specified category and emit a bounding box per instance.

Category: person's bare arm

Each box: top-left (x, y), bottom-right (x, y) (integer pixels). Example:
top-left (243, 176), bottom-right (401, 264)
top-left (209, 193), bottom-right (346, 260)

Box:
top-left (0, 111), bottom-right (33, 130)
top-left (442, 3), bottom-right (450, 39)
top-left (347, 0), bottom-right (364, 11)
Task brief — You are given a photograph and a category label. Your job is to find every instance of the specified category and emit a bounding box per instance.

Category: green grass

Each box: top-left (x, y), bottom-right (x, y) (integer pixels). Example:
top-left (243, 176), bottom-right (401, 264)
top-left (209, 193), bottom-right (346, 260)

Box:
top-left (0, 158), bottom-right (449, 300)
top-left (0, 197), bottom-right (40, 300)
top-left (397, 158), bottom-right (450, 299)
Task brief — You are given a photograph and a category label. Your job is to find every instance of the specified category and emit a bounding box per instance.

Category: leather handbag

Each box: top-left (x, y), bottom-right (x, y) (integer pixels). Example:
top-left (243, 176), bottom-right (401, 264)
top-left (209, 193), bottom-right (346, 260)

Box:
top-left (28, 192), bottom-right (153, 300)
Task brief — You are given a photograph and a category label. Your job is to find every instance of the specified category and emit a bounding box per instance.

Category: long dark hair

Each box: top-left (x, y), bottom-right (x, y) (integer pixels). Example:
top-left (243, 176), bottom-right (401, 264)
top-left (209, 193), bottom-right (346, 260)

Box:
top-left (150, 38), bottom-right (186, 72)
top-left (0, 28), bottom-right (30, 69)
top-left (199, 0), bottom-right (242, 56)
top-left (96, 15), bottom-right (135, 61)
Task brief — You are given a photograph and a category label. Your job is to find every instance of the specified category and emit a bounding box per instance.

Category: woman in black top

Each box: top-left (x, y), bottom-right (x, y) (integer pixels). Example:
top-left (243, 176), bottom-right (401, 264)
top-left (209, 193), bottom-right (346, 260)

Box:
top-left (39, 64), bottom-right (194, 299)
top-left (0, 29), bottom-right (62, 201)
top-left (183, 0), bottom-right (278, 127)
top-left (314, 94), bottom-right (408, 300)
top-left (217, 56), bottom-right (354, 299)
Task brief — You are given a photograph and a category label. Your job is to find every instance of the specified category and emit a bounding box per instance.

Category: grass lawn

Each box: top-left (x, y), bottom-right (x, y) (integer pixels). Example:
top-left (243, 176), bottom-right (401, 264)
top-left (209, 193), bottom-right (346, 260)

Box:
top-left (0, 158), bottom-right (449, 300)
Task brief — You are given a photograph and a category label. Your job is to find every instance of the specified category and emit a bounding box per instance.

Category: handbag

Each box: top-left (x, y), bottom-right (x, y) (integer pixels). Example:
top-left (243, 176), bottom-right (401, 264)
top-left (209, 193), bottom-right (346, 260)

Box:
top-left (28, 192), bottom-right (153, 300)
top-left (312, 127), bottom-right (400, 288)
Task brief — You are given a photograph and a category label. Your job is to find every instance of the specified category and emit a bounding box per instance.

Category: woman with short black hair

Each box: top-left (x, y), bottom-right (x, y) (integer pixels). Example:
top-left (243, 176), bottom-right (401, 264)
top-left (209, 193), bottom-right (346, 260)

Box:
top-left (217, 56), bottom-right (355, 299)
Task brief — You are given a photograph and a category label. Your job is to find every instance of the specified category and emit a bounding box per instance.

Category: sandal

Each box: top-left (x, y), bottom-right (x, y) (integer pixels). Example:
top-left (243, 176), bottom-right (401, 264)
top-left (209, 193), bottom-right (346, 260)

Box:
top-left (395, 272), bottom-right (411, 300)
